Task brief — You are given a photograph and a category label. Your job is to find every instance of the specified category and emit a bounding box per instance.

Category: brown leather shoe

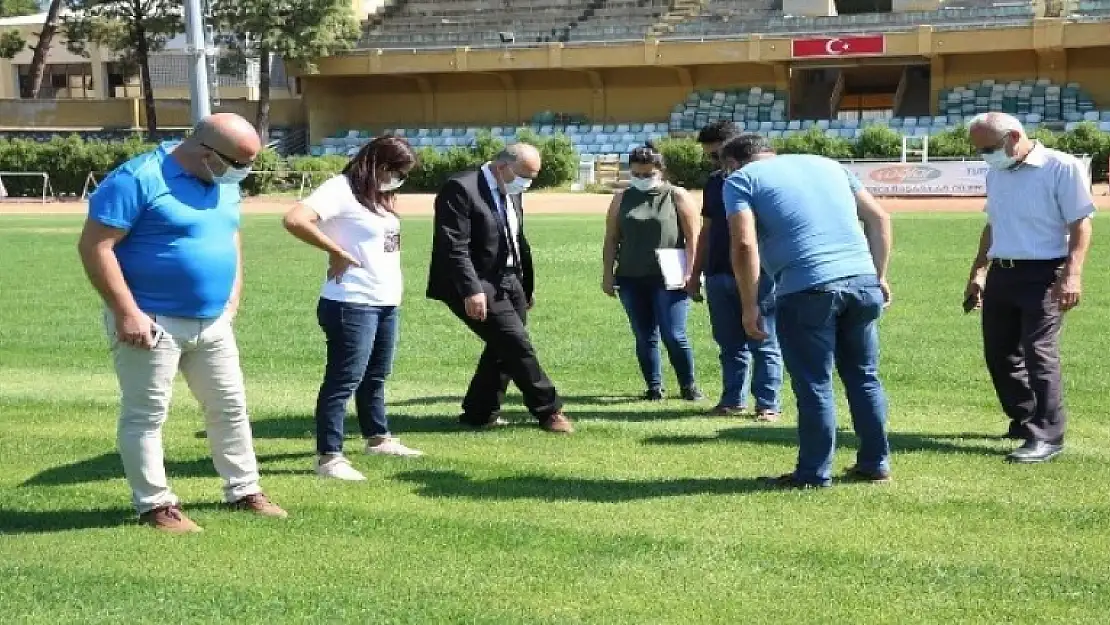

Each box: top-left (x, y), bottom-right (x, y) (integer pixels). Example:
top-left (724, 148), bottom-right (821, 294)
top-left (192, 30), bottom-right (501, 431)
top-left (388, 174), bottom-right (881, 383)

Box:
top-left (844, 465), bottom-right (893, 484)
top-left (708, 405), bottom-right (747, 417)
top-left (230, 493), bottom-right (288, 519)
top-left (459, 414), bottom-right (509, 430)
top-left (541, 412), bottom-right (574, 434)
top-left (139, 505), bottom-right (202, 534)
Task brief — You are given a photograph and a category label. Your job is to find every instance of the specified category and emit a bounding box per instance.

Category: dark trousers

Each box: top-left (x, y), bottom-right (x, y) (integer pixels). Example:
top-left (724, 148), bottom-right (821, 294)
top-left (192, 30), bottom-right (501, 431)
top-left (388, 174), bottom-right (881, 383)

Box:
top-left (982, 259), bottom-right (1067, 443)
top-left (314, 298), bottom-right (399, 455)
top-left (449, 272), bottom-right (563, 424)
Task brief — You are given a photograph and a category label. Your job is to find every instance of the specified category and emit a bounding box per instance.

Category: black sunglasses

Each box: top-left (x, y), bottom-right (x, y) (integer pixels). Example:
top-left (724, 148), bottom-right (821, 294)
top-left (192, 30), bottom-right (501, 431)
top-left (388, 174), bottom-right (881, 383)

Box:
top-left (202, 143), bottom-right (253, 169)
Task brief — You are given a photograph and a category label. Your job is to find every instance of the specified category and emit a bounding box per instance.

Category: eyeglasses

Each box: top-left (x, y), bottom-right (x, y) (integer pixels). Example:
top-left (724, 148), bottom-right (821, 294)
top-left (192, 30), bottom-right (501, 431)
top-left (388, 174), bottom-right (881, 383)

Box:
top-left (202, 143), bottom-right (253, 169)
top-left (977, 133), bottom-right (1013, 156)
top-left (629, 171), bottom-right (658, 179)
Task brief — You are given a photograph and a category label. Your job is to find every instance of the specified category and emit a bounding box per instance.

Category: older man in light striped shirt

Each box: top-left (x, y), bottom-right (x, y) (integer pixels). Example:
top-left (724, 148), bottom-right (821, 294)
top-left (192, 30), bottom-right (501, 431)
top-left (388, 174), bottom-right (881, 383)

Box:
top-left (963, 112), bottom-right (1095, 464)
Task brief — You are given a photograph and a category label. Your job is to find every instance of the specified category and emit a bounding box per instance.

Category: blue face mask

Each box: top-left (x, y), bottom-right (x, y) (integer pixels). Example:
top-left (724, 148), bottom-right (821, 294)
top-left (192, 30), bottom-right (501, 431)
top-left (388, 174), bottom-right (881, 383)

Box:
top-left (204, 149), bottom-right (253, 186)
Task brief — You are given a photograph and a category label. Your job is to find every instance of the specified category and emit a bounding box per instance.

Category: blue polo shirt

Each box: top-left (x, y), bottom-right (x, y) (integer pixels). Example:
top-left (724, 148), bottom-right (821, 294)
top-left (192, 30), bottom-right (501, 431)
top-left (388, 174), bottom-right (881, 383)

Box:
top-left (723, 154), bottom-right (876, 296)
top-left (88, 142), bottom-right (241, 319)
top-left (701, 170), bottom-right (734, 276)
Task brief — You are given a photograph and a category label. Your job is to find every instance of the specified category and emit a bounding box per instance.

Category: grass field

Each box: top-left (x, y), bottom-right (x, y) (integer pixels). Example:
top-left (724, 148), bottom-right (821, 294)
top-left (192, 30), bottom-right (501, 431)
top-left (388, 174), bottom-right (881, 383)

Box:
top-left (2, 211), bottom-right (1110, 624)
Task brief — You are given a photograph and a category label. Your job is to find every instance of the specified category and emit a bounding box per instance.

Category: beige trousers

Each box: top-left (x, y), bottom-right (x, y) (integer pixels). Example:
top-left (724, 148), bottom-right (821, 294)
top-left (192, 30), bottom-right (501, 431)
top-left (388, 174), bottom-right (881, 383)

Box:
top-left (105, 310), bottom-right (261, 514)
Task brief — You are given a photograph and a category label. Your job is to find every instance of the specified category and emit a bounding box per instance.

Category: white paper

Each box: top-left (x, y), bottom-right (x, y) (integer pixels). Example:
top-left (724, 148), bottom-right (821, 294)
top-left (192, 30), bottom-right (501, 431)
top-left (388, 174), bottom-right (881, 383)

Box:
top-left (655, 249), bottom-right (689, 290)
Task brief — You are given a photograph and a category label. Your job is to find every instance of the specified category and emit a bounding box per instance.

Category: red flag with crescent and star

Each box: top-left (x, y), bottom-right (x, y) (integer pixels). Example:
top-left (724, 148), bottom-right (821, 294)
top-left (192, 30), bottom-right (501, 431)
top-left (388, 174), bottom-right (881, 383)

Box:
top-left (791, 35), bottom-right (886, 58)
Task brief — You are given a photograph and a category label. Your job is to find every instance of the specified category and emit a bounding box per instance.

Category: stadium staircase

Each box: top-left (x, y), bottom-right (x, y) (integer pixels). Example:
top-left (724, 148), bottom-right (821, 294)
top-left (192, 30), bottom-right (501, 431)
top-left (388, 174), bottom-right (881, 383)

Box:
top-left (648, 0), bottom-right (710, 37)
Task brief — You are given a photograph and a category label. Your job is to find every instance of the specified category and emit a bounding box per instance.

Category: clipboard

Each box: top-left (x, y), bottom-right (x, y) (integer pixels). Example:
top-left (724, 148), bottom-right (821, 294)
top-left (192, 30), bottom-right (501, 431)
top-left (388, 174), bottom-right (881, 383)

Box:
top-left (655, 249), bottom-right (689, 290)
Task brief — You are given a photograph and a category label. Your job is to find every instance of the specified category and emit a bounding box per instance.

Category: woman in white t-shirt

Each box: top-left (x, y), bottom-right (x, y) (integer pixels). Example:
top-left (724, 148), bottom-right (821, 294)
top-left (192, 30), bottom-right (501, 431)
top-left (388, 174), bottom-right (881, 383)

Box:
top-left (282, 136), bottom-right (421, 481)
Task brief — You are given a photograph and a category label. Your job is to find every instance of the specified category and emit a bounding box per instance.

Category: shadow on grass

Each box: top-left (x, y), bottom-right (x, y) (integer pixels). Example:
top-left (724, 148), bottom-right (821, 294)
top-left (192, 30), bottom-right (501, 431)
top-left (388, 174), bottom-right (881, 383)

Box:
top-left (394, 469), bottom-right (769, 503)
top-left (386, 394), bottom-right (646, 408)
top-left (248, 404), bottom-right (707, 440)
top-left (0, 501), bottom-right (254, 535)
top-left (21, 451), bottom-right (314, 487)
top-left (641, 425), bottom-right (1006, 456)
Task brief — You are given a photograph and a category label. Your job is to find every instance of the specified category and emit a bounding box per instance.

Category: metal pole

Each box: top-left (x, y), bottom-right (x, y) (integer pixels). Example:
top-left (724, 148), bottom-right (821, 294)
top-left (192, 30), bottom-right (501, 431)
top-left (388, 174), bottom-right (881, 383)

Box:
top-left (184, 0), bottom-right (211, 124)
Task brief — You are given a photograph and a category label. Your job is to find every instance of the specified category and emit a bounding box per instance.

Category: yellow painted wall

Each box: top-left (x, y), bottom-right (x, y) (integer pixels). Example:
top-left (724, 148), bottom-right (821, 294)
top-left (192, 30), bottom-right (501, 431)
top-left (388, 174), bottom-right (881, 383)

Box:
top-left (1068, 47), bottom-right (1110, 108)
top-left (302, 64), bottom-right (795, 140)
top-left (0, 98), bottom-right (304, 129)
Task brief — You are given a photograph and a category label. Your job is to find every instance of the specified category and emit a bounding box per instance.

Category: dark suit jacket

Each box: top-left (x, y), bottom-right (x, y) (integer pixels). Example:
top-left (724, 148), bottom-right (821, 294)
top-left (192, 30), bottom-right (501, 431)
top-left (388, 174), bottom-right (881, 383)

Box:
top-left (426, 169), bottom-right (535, 303)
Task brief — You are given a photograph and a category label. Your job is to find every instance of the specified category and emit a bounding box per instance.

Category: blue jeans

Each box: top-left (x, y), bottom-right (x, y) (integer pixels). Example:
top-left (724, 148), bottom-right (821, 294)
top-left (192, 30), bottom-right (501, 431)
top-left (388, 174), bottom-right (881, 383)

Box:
top-left (776, 275), bottom-right (891, 485)
top-left (704, 273), bottom-right (783, 411)
top-left (616, 276), bottom-right (696, 391)
top-left (314, 298), bottom-right (399, 455)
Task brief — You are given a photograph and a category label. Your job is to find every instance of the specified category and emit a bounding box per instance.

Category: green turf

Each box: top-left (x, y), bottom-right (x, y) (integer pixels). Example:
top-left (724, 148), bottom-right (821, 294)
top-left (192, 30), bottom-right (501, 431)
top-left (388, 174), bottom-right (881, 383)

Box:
top-left (2, 212), bottom-right (1109, 624)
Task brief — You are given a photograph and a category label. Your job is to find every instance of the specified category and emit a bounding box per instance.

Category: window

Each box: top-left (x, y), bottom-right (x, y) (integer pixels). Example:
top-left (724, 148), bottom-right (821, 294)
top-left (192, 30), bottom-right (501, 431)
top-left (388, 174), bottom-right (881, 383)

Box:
top-left (16, 63), bottom-right (95, 99)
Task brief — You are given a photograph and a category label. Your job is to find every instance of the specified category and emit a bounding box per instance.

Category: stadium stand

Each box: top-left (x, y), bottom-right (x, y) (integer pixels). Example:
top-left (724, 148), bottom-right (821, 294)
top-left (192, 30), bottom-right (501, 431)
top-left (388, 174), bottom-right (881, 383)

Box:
top-left (668, 0), bottom-right (1036, 38)
top-left (359, 0), bottom-right (671, 47)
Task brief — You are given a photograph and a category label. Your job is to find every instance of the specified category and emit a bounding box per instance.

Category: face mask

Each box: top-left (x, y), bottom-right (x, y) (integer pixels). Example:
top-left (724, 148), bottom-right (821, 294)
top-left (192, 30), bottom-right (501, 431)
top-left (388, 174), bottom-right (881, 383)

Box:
top-left (982, 136), bottom-right (1017, 171)
top-left (379, 175), bottom-right (405, 192)
top-left (629, 176), bottom-right (661, 192)
top-left (205, 155), bottom-right (251, 185)
top-left (503, 175), bottom-right (532, 195)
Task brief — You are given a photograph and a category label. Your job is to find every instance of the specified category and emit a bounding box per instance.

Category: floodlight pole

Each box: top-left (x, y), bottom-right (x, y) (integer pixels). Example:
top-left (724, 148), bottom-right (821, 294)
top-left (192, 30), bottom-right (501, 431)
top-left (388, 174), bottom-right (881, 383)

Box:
top-left (184, 0), bottom-right (212, 125)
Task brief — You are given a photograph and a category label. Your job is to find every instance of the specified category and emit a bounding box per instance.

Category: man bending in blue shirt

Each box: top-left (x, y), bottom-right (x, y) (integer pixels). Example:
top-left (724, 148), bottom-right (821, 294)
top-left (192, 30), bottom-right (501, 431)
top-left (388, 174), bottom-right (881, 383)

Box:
top-left (77, 113), bottom-right (287, 532)
top-left (721, 134), bottom-right (894, 488)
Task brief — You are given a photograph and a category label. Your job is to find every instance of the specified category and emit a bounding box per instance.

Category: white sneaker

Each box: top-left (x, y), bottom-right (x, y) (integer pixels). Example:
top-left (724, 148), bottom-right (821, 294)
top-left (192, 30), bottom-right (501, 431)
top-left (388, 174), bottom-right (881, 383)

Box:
top-left (365, 437), bottom-right (424, 457)
top-left (315, 455), bottom-right (367, 481)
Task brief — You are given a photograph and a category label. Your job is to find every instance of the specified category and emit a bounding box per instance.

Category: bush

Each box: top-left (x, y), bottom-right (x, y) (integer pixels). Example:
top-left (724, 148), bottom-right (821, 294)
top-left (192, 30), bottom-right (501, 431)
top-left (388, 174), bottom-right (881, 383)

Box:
top-left (0, 125), bottom-right (1104, 198)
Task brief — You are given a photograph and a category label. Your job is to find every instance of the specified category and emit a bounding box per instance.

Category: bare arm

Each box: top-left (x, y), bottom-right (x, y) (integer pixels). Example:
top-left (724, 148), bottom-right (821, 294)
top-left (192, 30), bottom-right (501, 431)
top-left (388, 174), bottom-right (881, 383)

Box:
top-left (1054, 217), bottom-right (1093, 312)
top-left (601, 193), bottom-right (622, 295)
top-left (854, 188), bottom-right (893, 285)
top-left (688, 219), bottom-right (711, 281)
top-left (77, 219), bottom-right (141, 318)
top-left (1063, 217), bottom-right (1092, 279)
top-left (77, 219), bottom-right (155, 349)
top-left (282, 203), bottom-right (346, 256)
top-left (728, 210), bottom-right (765, 339)
top-left (967, 224), bottom-right (993, 285)
top-left (673, 187), bottom-right (700, 282)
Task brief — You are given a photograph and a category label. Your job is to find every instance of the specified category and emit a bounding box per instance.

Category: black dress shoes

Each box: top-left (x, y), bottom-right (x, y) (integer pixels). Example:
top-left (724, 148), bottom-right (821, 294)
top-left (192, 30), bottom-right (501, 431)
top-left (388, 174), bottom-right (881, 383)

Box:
top-left (1006, 439), bottom-right (1064, 464)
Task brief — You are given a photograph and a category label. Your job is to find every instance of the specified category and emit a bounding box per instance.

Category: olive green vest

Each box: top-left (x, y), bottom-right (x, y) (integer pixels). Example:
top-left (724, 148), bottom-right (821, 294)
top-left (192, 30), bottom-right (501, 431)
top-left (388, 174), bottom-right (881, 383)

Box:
top-left (615, 183), bottom-right (683, 279)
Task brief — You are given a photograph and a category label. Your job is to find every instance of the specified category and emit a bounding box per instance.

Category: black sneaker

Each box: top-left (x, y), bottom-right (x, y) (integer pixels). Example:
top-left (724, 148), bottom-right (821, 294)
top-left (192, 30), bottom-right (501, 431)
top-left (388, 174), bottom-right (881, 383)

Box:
top-left (680, 386), bottom-right (704, 401)
top-left (643, 388), bottom-right (665, 401)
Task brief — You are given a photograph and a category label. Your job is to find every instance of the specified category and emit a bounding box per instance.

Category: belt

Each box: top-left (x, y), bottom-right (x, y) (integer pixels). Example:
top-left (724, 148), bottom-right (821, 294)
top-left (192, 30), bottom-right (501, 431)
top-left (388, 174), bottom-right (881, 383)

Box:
top-left (990, 258), bottom-right (1066, 269)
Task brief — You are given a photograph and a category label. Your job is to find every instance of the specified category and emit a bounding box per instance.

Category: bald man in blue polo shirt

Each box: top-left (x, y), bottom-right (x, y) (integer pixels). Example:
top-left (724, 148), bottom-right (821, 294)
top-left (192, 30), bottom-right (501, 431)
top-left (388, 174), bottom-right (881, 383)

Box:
top-left (77, 113), bottom-right (286, 533)
top-left (720, 134), bottom-right (894, 489)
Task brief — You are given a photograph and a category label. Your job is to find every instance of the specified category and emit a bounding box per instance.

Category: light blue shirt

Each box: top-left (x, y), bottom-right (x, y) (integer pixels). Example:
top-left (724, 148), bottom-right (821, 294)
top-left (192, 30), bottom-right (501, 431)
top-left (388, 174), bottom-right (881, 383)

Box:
top-left (88, 142), bottom-right (242, 319)
top-left (985, 144), bottom-right (1096, 260)
top-left (723, 154), bottom-right (876, 296)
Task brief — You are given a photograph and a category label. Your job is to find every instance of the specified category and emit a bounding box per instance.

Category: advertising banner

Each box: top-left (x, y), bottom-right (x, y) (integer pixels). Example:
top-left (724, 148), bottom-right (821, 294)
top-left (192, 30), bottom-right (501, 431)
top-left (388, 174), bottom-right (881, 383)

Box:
top-left (842, 158), bottom-right (1094, 197)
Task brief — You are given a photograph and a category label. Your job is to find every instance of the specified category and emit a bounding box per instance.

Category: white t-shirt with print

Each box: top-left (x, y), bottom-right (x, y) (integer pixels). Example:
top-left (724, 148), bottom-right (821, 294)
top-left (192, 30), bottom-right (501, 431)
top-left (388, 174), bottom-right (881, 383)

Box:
top-left (302, 174), bottom-right (403, 306)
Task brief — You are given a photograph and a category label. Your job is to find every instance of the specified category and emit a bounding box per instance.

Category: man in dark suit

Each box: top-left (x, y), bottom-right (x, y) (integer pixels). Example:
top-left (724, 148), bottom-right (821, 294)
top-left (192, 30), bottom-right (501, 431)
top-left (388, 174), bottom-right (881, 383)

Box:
top-left (427, 143), bottom-right (574, 434)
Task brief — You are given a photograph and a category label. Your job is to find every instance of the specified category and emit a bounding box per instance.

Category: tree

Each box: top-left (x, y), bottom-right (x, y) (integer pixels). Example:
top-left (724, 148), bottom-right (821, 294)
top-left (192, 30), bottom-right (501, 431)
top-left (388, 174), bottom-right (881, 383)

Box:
top-left (23, 0), bottom-right (63, 98)
top-left (210, 0), bottom-right (359, 141)
top-left (64, 0), bottom-right (181, 135)
top-left (0, 0), bottom-right (40, 17)
top-left (0, 29), bottom-right (24, 58)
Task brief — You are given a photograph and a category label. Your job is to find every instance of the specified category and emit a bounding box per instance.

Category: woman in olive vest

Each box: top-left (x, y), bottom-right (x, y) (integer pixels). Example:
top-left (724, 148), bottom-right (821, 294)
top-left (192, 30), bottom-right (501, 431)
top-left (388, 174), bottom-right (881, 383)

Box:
top-left (602, 143), bottom-right (703, 401)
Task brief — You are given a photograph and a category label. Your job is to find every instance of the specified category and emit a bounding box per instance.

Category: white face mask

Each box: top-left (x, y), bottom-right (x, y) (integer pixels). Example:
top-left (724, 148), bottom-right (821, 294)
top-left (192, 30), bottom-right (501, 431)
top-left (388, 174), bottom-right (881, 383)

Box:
top-left (379, 175), bottom-right (405, 192)
top-left (629, 175), bottom-right (661, 192)
top-left (982, 136), bottom-right (1017, 171)
top-left (503, 175), bottom-right (532, 195)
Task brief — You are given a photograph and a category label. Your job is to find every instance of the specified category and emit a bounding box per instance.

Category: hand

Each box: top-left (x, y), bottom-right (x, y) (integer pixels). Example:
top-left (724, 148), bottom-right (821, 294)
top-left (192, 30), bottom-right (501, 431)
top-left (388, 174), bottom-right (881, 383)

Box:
top-left (527, 296), bottom-right (535, 310)
top-left (1052, 273), bottom-right (1082, 312)
top-left (327, 250), bottom-right (361, 283)
top-left (464, 293), bottom-right (488, 321)
top-left (879, 278), bottom-right (892, 308)
top-left (116, 310), bottom-right (157, 350)
top-left (683, 275), bottom-right (703, 303)
top-left (741, 305), bottom-right (769, 341)
top-left (601, 276), bottom-right (616, 298)
top-left (963, 279), bottom-right (984, 313)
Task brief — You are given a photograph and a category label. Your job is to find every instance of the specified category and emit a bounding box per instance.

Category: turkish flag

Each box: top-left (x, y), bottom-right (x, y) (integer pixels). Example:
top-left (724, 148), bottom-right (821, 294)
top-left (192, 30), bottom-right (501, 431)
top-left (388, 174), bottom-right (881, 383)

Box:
top-left (791, 35), bottom-right (886, 58)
